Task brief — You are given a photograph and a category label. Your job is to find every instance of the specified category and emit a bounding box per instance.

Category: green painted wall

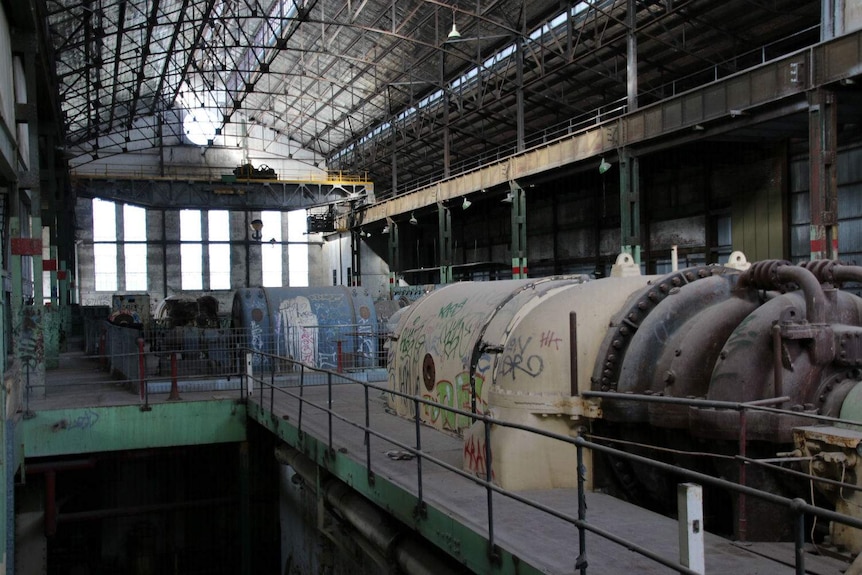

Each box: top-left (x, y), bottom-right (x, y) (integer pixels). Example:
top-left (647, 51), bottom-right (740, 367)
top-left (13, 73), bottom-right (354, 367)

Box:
top-left (731, 146), bottom-right (788, 262)
top-left (21, 400), bottom-right (247, 458)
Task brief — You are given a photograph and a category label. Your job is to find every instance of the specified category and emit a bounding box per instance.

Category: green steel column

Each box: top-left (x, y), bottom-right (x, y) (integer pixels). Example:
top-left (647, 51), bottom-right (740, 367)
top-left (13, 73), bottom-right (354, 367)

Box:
top-left (808, 88), bottom-right (838, 260)
top-left (619, 149), bottom-right (642, 263)
top-left (509, 181), bottom-right (527, 278)
top-left (438, 204), bottom-right (453, 284)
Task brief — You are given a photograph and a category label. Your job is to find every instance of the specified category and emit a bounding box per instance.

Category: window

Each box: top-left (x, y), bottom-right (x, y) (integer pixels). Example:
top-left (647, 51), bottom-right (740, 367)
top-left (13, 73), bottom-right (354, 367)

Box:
top-left (287, 209), bottom-right (308, 286)
top-left (124, 204), bottom-right (147, 291)
top-left (180, 210), bottom-right (203, 290)
top-left (261, 211), bottom-right (282, 287)
top-left (209, 210), bottom-right (231, 289)
top-left (92, 199), bottom-right (117, 291)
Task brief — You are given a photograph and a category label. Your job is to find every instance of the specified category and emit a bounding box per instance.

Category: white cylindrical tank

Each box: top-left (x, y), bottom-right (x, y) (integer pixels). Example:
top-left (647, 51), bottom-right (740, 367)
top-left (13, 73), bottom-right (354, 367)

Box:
top-left (387, 267), bottom-right (656, 489)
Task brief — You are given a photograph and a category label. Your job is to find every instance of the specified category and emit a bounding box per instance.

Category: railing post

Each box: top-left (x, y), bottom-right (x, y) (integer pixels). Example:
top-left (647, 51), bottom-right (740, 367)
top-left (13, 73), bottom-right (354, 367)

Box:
top-left (414, 396), bottom-right (424, 517)
top-left (298, 364), bottom-right (305, 436)
top-left (245, 352), bottom-right (253, 398)
top-left (23, 362), bottom-right (34, 419)
top-left (678, 483), bottom-right (705, 574)
top-left (137, 338), bottom-right (150, 411)
top-left (259, 356), bottom-right (264, 405)
top-left (168, 351), bottom-right (181, 401)
top-left (270, 359), bottom-right (275, 414)
top-left (327, 371), bottom-right (333, 454)
top-left (793, 499), bottom-right (807, 575)
top-left (484, 417), bottom-right (496, 561)
top-left (337, 340), bottom-right (343, 373)
top-left (99, 329), bottom-right (106, 369)
top-left (738, 407), bottom-right (748, 541)
top-left (364, 384), bottom-right (373, 482)
top-left (576, 442), bottom-right (588, 574)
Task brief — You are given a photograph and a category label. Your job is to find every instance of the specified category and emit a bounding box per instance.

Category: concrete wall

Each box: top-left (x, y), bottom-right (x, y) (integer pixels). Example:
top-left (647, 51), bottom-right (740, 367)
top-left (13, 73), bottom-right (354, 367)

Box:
top-left (75, 199), bottom-right (328, 318)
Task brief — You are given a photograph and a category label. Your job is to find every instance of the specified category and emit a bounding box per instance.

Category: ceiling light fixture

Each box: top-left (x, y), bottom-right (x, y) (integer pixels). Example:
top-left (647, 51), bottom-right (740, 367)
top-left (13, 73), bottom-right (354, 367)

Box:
top-left (382, 224), bottom-right (390, 234)
top-left (447, 9), bottom-right (461, 40)
top-left (501, 192), bottom-right (513, 203)
top-left (250, 218), bottom-right (263, 241)
top-left (598, 158), bottom-right (612, 174)
top-left (462, 197), bottom-right (472, 210)
top-left (409, 213), bottom-right (418, 225)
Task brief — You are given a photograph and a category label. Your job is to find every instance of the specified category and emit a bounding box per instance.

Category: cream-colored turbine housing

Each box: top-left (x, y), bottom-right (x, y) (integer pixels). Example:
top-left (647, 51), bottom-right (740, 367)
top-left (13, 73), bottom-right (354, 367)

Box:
top-left (387, 268), bottom-right (656, 490)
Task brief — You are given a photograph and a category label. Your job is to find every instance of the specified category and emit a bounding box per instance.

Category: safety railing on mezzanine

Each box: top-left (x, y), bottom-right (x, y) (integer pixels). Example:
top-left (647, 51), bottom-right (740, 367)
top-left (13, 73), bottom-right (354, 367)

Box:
top-left (241, 347), bottom-right (862, 575)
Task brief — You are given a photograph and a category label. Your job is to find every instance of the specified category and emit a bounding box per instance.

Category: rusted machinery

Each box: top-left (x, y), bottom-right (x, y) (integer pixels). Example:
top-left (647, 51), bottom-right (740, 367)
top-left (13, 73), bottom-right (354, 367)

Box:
top-left (386, 254), bottom-right (862, 546)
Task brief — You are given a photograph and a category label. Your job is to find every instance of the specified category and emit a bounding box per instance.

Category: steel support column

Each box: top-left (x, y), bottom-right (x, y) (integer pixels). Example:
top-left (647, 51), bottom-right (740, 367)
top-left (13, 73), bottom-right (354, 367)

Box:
top-left (391, 125), bottom-right (399, 195)
top-left (808, 88), bottom-right (839, 260)
top-left (386, 219), bottom-right (399, 292)
top-left (438, 204), bottom-right (453, 284)
top-left (619, 149), bottom-right (641, 263)
top-left (515, 34), bottom-right (525, 153)
top-left (350, 229), bottom-right (362, 286)
top-left (442, 50), bottom-right (451, 178)
top-left (626, 0), bottom-right (638, 112)
top-left (509, 181), bottom-right (527, 278)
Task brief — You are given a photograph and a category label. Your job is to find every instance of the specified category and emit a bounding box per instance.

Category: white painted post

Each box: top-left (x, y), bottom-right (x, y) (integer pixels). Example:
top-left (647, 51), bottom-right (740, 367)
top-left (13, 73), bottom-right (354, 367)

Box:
top-left (678, 483), bottom-right (705, 574)
top-left (246, 353), bottom-right (254, 395)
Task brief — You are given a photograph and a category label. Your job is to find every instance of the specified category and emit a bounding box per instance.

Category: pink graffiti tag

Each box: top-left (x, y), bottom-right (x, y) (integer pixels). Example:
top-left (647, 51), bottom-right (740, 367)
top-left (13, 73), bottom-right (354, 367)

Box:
top-left (540, 330), bottom-right (563, 350)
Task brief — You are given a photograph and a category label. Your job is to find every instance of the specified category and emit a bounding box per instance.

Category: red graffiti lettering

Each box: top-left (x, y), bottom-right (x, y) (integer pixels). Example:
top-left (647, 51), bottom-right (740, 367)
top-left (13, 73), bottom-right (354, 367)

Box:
top-left (464, 435), bottom-right (495, 480)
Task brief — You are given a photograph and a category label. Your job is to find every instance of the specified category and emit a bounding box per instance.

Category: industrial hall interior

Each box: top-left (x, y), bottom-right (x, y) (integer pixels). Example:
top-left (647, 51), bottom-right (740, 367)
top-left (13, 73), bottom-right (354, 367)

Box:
top-left (7, 0), bottom-right (862, 573)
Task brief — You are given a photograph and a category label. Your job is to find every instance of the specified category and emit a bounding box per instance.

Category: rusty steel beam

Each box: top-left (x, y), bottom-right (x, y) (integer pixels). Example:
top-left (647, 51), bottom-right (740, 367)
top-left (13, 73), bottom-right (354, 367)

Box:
top-left (807, 88), bottom-right (839, 260)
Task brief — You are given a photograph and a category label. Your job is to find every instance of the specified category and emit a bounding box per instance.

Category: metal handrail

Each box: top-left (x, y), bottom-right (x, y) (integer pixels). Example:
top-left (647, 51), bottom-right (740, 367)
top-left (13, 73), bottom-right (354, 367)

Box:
top-left (245, 347), bottom-right (862, 575)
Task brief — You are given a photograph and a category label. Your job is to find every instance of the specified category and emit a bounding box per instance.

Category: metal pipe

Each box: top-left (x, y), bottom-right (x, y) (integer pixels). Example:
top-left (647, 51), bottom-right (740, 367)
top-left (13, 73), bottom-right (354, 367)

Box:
top-left (833, 265), bottom-right (862, 284)
top-left (584, 390), bottom-right (791, 410)
top-left (569, 312), bottom-right (578, 396)
top-left (776, 265), bottom-right (827, 325)
top-left (771, 323), bottom-right (783, 398)
top-left (26, 459), bottom-right (97, 475)
top-left (57, 497), bottom-right (233, 523)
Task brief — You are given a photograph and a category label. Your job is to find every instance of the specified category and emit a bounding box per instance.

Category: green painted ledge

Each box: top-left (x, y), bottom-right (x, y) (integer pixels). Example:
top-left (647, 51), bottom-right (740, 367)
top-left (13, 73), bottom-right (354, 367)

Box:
top-left (21, 400), bottom-right (247, 458)
top-left (247, 403), bottom-right (544, 575)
